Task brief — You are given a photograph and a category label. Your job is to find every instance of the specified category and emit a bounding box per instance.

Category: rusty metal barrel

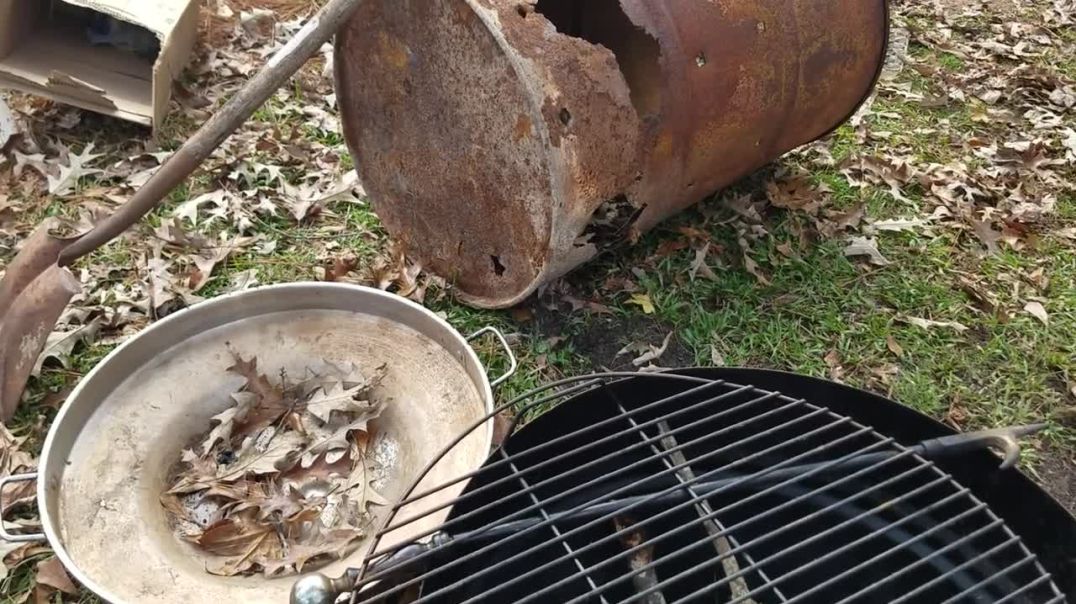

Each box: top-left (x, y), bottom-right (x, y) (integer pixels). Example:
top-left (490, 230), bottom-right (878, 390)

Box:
top-left (334, 0), bottom-right (889, 308)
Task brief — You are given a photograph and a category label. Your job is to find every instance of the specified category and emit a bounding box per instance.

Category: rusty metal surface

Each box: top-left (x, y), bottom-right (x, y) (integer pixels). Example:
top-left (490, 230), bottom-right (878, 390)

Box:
top-left (0, 265), bottom-right (81, 420)
top-left (335, 0), bottom-right (889, 308)
top-left (0, 221), bottom-right (79, 318)
top-left (0, 222), bottom-right (84, 420)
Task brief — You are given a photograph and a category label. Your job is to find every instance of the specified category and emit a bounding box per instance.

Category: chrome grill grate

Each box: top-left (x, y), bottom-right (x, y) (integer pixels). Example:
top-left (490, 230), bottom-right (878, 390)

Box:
top-left (349, 373), bottom-right (1064, 603)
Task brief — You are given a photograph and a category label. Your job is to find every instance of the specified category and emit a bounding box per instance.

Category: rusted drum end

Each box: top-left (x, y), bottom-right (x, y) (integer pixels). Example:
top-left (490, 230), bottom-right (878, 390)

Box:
top-left (335, 0), bottom-right (642, 308)
top-left (336, 0), bottom-right (889, 308)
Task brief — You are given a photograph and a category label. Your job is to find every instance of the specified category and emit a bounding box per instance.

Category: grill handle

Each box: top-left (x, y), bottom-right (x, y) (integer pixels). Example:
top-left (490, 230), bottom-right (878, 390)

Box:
top-left (468, 327), bottom-right (518, 389)
top-left (0, 472), bottom-right (44, 543)
top-left (914, 423), bottom-right (1047, 470)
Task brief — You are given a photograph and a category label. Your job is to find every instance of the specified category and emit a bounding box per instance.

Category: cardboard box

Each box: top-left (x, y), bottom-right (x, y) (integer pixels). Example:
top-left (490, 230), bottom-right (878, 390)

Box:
top-left (0, 0), bottom-right (199, 128)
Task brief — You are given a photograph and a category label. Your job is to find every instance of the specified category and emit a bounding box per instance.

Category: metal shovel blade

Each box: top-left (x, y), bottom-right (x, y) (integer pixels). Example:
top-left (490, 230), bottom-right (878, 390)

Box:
top-left (0, 265), bottom-right (82, 420)
top-left (0, 221), bottom-right (83, 421)
top-left (0, 221), bottom-right (80, 317)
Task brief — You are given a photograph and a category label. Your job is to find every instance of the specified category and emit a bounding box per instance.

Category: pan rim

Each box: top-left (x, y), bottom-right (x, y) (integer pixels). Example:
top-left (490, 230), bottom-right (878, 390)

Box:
top-left (35, 282), bottom-right (495, 603)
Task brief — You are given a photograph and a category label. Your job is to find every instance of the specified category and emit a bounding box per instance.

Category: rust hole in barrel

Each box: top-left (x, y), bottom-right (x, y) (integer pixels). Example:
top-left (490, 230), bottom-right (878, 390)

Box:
top-left (579, 195), bottom-right (646, 251)
top-left (534, 0), bottom-right (662, 119)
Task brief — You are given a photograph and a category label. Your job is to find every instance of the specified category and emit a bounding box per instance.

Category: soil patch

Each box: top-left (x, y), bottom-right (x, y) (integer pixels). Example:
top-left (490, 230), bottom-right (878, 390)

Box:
top-left (1036, 447), bottom-right (1076, 517)
top-left (572, 314), bottom-right (695, 371)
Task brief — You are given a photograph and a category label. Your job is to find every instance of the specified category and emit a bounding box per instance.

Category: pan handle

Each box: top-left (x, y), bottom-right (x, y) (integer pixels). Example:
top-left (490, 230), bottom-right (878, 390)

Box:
top-left (0, 472), bottom-right (45, 543)
top-left (468, 327), bottom-right (518, 389)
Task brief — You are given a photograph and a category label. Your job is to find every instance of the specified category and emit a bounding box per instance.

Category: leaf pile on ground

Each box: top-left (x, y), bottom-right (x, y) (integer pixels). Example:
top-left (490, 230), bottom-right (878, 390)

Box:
top-left (708, 0), bottom-right (1076, 300)
top-left (2, 0), bottom-right (1076, 598)
top-left (576, 0), bottom-right (1075, 372)
top-left (162, 354), bottom-right (387, 577)
top-left (0, 1), bottom-right (397, 378)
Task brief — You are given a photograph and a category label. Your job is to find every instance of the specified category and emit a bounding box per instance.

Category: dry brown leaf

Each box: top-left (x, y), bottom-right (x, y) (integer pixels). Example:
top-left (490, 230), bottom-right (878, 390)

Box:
top-left (302, 400), bottom-right (385, 464)
top-left (510, 307), bottom-right (534, 323)
top-left (1, 542), bottom-right (49, 582)
top-left (1026, 267), bottom-right (1049, 291)
top-left (323, 256), bottom-right (359, 282)
top-left (159, 492), bottom-right (191, 523)
top-left (629, 332), bottom-right (675, 368)
top-left (234, 481), bottom-right (306, 520)
top-left (824, 349), bottom-right (845, 381)
top-left (227, 355), bottom-right (291, 437)
top-left (304, 382), bottom-right (367, 424)
top-left (47, 143), bottom-right (103, 196)
top-left (563, 295), bottom-right (614, 315)
top-left (203, 523), bottom-right (282, 577)
top-left (232, 429), bottom-right (307, 477)
top-left (957, 275), bottom-right (999, 313)
top-left (743, 254), bottom-right (771, 285)
top-left (32, 317), bottom-right (104, 376)
top-left (260, 523), bottom-right (363, 577)
top-left (775, 242), bottom-right (797, 259)
top-left (35, 557), bottom-right (78, 595)
top-left (688, 244), bottom-right (719, 281)
top-left (710, 343), bottom-right (726, 367)
top-left (971, 219), bottom-right (1002, 254)
top-left (491, 410), bottom-right (515, 448)
top-left (1023, 301), bottom-right (1049, 325)
top-left (165, 355), bottom-right (385, 577)
top-left (205, 480), bottom-right (252, 501)
top-left (869, 363), bottom-right (900, 391)
top-left (870, 217), bottom-right (930, 232)
top-left (898, 316), bottom-right (969, 332)
top-left (945, 399), bottom-right (969, 430)
top-left (843, 237), bottom-right (890, 266)
top-left (345, 456), bottom-right (389, 509)
top-left (766, 174), bottom-right (822, 214)
top-left (830, 203), bottom-right (866, 231)
top-left (0, 541), bottom-right (28, 580)
top-left (285, 450), bottom-right (353, 482)
top-left (1, 425), bottom-right (36, 513)
top-left (206, 393), bottom-right (257, 454)
top-left (297, 359), bottom-right (381, 399)
top-left (1054, 405), bottom-right (1076, 428)
top-left (653, 238), bottom-right (689, 259)
top-left (886, 335), bottom-right (904, 358)
top-left (168, 449), bottom-right (223, 494)
top-left (189, 236), bottom-right (248, 292)
top-left (677, 226), bottom-right (710, 242)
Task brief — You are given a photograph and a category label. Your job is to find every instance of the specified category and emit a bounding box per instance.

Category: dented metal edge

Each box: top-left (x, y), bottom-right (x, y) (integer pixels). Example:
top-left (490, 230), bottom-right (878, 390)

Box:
top-left (455, 1), bottom-right (644, 309)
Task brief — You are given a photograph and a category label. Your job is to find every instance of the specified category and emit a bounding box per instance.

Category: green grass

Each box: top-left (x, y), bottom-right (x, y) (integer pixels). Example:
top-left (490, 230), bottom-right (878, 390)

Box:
top-left (937, 52), bottom-right (966, 72)
top-left (4, 3), bottom-right (1076, 601)
top-left (540, 196), bottom-right (1076, 448)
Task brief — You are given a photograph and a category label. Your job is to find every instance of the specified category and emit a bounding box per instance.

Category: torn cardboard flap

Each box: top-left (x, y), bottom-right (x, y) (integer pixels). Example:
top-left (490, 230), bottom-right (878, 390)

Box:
top-left (0, 0), bottom-right (199, 128)
top-left (62, 0), bottom-right (190, 37)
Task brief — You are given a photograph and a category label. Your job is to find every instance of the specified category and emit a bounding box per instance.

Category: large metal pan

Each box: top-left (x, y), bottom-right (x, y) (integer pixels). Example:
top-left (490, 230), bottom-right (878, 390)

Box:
top-left (0, 283), bottom-right (514, 603)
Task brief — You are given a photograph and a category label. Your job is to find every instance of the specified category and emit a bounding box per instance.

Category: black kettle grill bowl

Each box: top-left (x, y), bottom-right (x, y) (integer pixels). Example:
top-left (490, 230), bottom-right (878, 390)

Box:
top-left (357, 369), bottom-right (1073, 603)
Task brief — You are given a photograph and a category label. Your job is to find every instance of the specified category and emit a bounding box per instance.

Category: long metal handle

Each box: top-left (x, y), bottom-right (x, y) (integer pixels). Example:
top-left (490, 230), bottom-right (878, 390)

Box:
top-left (56, 0), bottom-right (366, 264)
top-left (468, 327), bottom-right (518, 389)
top-left (0, 473), bottom-right (44, 543)
top-left (915, 423), bottom-right (1046, 470)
